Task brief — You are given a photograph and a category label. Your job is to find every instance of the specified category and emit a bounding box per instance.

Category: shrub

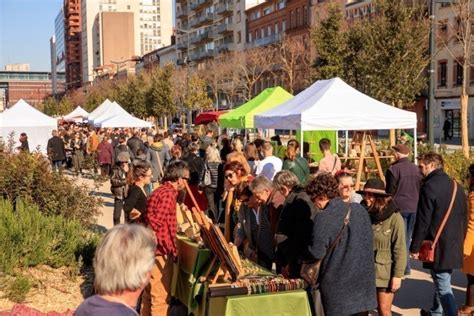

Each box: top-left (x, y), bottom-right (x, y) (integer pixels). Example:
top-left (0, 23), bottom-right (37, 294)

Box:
top-left (0, 199), bottom-right (101, 274)
top-left (5, 274), bottom-right (32, 303)
top-left (0, 151), bottom-right (102, 226)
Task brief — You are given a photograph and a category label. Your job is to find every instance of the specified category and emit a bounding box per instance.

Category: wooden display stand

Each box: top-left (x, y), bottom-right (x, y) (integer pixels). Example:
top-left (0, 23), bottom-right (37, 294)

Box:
top-left (346, 131), bottom-right (391, 190)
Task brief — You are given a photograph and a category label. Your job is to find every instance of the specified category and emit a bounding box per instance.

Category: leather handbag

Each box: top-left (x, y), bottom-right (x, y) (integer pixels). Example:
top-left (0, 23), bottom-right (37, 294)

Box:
top-left (418, 181), bottom-right (457, 263)
top-left (300, 205), bottom-right (352, 286)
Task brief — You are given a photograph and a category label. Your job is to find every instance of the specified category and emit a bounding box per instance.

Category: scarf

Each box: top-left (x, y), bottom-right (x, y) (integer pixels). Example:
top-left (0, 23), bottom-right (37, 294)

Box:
top-left (368, 201), bottom-right (398, 225)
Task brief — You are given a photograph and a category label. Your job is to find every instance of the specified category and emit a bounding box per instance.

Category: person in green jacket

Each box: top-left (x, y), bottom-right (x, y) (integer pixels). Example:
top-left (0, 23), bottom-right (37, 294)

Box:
top-left (282, 140), bottom-right (310, 185)
top-left (358, 178), bottom-right (407, 316)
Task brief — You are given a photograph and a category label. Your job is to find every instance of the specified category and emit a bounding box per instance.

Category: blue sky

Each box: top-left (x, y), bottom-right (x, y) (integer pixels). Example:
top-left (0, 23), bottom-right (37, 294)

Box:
top-left (0, 0), bottom-right (62, 71)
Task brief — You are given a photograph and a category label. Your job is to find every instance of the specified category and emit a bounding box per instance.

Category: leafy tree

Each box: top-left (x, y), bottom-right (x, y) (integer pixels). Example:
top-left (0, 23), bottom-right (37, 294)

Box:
top-left (115, 75), bottom-right (147, 118)
top-left (146, 65), bottom-right (176, 118)
top-left (184, 73), bottom-right (213, 111)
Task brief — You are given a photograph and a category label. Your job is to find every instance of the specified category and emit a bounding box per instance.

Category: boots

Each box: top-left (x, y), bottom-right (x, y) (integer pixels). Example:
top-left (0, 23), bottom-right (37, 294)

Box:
top-left (459, 283), bottom-right (474, 315)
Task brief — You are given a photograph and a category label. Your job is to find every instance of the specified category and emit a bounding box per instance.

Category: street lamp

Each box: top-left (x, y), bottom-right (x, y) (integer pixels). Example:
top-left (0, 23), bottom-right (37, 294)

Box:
top-left (428, 0), bottom-right (453, 145)
top-left (110, 55), bottom-right (143, 77)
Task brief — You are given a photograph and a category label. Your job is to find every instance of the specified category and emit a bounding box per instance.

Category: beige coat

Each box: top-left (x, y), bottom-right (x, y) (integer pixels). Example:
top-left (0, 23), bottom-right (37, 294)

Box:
top-left (463, 192), bottom-right (474, 275)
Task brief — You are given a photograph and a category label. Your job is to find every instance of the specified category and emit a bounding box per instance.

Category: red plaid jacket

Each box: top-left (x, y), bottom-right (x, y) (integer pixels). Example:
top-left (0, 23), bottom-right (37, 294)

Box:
top-left (146, 182), bottom-right (178, 257)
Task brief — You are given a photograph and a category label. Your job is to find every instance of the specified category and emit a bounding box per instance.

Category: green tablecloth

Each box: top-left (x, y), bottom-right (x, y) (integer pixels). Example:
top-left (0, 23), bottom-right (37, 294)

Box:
top-left (172, 236), bottom-right (213, 314)
top-left (207, 290), bottom-right (312, 316)
top-left (172, 236), bottom-right (311, 316)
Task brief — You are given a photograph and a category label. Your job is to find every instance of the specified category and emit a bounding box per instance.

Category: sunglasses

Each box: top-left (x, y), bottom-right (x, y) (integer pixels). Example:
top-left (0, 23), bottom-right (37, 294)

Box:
top-left (225, 172), bottom-right (235, 179)
top-left (340, 184), bottom-right (355, 190)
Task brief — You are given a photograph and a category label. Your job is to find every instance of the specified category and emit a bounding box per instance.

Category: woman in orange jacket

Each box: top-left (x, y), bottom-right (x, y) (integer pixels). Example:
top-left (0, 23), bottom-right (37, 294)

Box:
top-left (460, 164), bottom-right (474, 315)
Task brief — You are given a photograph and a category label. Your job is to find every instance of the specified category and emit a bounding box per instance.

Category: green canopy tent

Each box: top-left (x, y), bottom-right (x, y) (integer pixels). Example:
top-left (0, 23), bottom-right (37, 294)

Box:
top-left (218, 86), bottom-right (293, 129)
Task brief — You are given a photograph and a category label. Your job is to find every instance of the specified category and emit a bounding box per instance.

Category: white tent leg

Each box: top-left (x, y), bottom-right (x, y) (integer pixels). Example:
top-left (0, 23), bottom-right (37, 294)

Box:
top-left (300, 130), bottom-right (304, 157)
top-left (244, 128), bottom-right (248, 146)
top-left (345, 130), bottom-right (349, 158)
top-left (414, 127), bottom-right (418, 165)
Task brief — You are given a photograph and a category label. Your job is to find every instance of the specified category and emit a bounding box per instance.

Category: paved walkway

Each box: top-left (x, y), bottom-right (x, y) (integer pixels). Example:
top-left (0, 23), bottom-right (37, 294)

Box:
top-left (84, 177), bottom-right (467, 315)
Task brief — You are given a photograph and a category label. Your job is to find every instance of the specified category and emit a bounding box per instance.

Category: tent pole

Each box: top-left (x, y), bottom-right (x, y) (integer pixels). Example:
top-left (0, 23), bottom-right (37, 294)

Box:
top-left (300, 129), bottom-right (304, 158)
top-left (345, 130), bottom-right (349, 158)
top-left (244, 128), bottom-right (248, 145)
top-left (414, 127), bottom-right (418, 165)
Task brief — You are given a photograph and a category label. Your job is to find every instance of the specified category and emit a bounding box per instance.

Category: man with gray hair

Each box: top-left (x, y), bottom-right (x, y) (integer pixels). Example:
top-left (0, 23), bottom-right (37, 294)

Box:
top-left (273, 170), bottom-right (315, 278)
top-left (75, 224), bottom-right (156, 315)
top-left (142, 160), bottom-right (190, 316)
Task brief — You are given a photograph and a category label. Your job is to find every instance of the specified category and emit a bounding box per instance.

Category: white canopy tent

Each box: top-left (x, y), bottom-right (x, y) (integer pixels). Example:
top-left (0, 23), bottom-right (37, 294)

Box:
top-left (254, 77), bottom-right (418, 157)
top-left (91, 102), bottom-right (128, 126)
top-left (87, 99), bottom-right (113, 122)
top-left (63, 106), bottom-right (89, 123)
top-left (1, 99), bottom-right (57, 154)
top-left (96, 112), bottom-right (152, 128)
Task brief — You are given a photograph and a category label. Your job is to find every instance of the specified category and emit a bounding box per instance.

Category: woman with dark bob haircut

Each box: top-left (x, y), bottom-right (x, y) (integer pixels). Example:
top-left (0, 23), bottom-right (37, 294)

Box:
top-left (306, 172), bottom-right (377, 316)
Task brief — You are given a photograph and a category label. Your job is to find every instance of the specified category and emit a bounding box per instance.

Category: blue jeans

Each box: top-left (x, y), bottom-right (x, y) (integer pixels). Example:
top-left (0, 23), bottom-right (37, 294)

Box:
top-left (51, 160), bottom-right (62, 172)
top-left (429, 269), bottom-right (457, 316)
top-left (402, 212), bottom-right (416, 274)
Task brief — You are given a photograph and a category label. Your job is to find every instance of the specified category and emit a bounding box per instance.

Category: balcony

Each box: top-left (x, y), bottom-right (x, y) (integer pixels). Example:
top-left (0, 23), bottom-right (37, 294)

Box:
top-left (216, 3), bottom-right (233, 15)
top-left (216, 42), bottom-right (234, 53)
top-left (190, 31), bottom-right (214, 45)
top-left (190, 49), bottom-right (215, 61)
top-left (217, 23), bottom-right (235, 34)
top-left (176, 7), bottom-right (188, 18)
top-left (245, 33), bottom-right (282, 49)
top-left (176, 41), bottom-right (188, 50)
top-left (190, 12), bottom-right (214, 28)
top-left (190, 0), bottom-right (212, 11)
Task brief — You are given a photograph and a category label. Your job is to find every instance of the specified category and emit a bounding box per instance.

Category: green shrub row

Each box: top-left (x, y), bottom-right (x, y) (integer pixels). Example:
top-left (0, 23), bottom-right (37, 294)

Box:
top-left (0, 198), bottom-right (100, 274)
top-left (0, 151), bottom-right (102, 226)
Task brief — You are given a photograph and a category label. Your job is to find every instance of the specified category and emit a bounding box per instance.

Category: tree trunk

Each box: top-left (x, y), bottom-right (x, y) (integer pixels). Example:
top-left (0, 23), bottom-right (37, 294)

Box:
top-left (461, 94), bottom-right (469, 158)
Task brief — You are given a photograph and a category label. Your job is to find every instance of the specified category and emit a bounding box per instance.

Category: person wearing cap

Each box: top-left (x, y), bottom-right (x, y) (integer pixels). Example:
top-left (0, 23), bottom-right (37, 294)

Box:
top-left (385, 143), bottom-right (421, 276)
top-left (410, 152), bottom-right (467, 316)
top-left (358, 179), bottom-right (406, 316)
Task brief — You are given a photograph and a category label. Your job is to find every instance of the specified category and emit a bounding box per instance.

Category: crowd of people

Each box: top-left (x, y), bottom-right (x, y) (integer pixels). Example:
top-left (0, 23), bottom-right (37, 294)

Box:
top-left (58, 124), bottom-right (474, 316)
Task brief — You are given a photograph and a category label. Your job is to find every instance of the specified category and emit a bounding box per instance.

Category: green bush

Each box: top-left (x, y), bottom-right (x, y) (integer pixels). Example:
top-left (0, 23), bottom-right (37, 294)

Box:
top-left (0, 199), bottom-right (101, 274)
top-left (5, 274), bottom-right (32, 303)
top-left (0, 151), bottom-right (102, 226)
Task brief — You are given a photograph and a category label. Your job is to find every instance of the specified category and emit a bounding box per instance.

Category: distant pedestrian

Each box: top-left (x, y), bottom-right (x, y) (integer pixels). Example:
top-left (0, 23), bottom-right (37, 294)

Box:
top-left (97, 136), bottom-right (114, 176)
top-left (110, 154), bottom-right (130, 226)
top-left (443, 118), bottom-right (452, 141)
top-left (255, 141), bottom-right (282, 180)
top-left (318, 138), bottom-right (341, 175)
top-left (18, 132), bottom-right (29, 153)
top-left (411, 152), bottom-right (467, 316)
top-left (47, 130), bottom-right (66, 172)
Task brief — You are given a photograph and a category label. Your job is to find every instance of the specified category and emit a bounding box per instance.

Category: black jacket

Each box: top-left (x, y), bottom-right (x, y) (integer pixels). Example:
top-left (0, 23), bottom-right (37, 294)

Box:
top-left (410, 169), bottom-right (467, 270)
top-left (185, 153), bottom-right (204, 186)
top-left (127, 136), bottom-right (144, 159)
top-left (385, 157), bottom-right (421, 213)
top-left (47, 136), bottom-right (66, 161)
top-left (275, 186), bottom-right (315, 278)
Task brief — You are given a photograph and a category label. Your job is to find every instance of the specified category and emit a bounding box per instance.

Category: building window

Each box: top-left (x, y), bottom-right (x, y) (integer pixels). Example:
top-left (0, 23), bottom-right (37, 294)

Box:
top-left (267, 25), bottom-right (272, 36)
top-left (282, 20), bottom-right (286, 31)
top-left (303, 6), bottom-right (308, 25)
top-left (263, 6), bottom-right (272, 15)
top-left (127, 5), bottom-right (130, 9)
top-left (275, 22), bottom-right (279, 34)
top-left (278, 0), bottom-right (285, 10)
top-left (296, 8), bottom-right (301, 26)
top-left (237, 11), bottom-right (241, 23)
top-left (438, 60), bottom-right (448, 87)
top-left (454, 60), bottom-right (463, 86)
top-left (249, 32), bottom-right (252, 42)
top-left (261, 28), bottom-right (264, 38)
top-left (290, 10), bottom-right (295, 29)
top-left (237, 31), bottom-right (241, 43)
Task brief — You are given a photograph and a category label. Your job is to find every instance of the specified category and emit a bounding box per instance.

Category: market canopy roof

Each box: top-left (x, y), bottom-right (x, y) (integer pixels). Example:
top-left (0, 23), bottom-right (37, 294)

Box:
top-left (195, 111), bottom-right (228, 125)
top-left (218, 86), bottom-right (293, 129)
top-left (254, 77), bottom-right (417, 131)
top-left (96, 112), bottom-right (152, 128)
top-left (91, 102), bottom-right (128, 126)
top-left (63, 106), bottom-right (89, 123)
top-left (87, 99), bottom-right (113, 122)
top-left (1, 99), bottom-right (57, 154)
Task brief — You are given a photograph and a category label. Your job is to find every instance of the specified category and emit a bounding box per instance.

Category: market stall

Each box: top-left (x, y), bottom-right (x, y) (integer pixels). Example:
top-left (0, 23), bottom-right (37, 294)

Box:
top-left (0, 99), bottom-right (57, 154)
top-left (172, 188), bottom-right (311, 316)
top-left (254, 77), bottom-right (418, 187)
top-left (87, 99), bottom-right (113, 122)
top-left (90, 102), bottom-right (128, 126)
top-left (195, 111), bottom-right (228, 125)
top-left (62, 106), bottom-right (89, 123)
top-left (95, 111), bottom-right (152, 128)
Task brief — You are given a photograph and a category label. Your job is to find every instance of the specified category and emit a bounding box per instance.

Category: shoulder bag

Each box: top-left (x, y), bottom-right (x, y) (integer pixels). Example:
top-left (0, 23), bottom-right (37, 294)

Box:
top-left (418, 180), bottom-right (457, 263)
top-left (300, 204), bottom-right (352, 286)
top-left (201, 162), bottom-right (212, 187)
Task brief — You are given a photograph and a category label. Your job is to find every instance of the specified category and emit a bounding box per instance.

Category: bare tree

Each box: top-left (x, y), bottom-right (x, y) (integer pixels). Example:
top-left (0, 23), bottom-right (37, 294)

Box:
top-left (200, 58), bottom-right (227, 110)
top-left (219, 53), bottom-right (245, 109)
top-left (437, 0), bottom-right (473, 157)
top-left (276, 35), bottom-right (312, 94)
top-left (234, 46), bottom-right (276, 101)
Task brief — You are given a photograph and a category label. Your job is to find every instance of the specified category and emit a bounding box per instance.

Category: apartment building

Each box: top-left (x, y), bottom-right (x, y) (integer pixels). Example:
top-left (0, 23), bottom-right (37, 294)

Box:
top-left (175, 0), bottom-right (246, 67)
top-left (81, 0), bottom-right (173, 84)
top-left (64, 0), bottom-right (82, 90)
top-left (434, 2), bottom-right (474, 140)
